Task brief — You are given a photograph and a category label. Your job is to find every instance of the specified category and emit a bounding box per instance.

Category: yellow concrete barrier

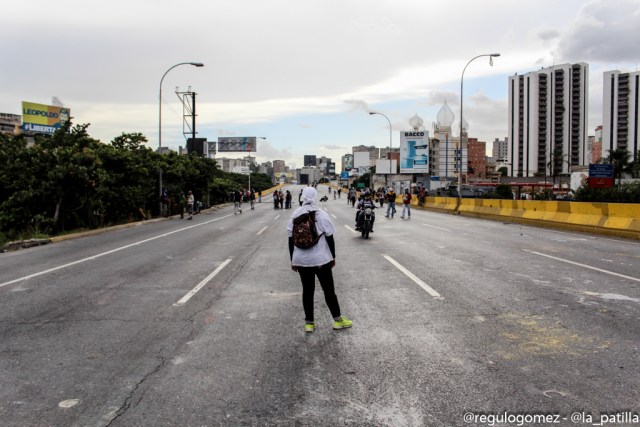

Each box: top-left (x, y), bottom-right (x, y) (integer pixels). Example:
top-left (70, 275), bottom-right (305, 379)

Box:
top-left (422, 197), bottom-right (640, 240)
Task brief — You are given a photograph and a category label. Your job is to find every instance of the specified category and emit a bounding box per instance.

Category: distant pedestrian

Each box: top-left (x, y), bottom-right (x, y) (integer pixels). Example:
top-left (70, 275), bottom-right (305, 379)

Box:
top-left (285, 190), bottom-right (292, 209)
top-left (178, 192), bottom-right (186, 219)
top-left (233, 189), bottom-right (243, 214)
top-left (385, 188), bottom-right (396, 218)
top-left (287, 186), bottom-right (352, 333)
top-left (258, 191), bottom-right (262, 203)
top-left (274, 191), bottom-right (280, 209)
top-left (186, 190), bottom-right (194, 220)
top-left (401, 189), bottom-right (412, 219)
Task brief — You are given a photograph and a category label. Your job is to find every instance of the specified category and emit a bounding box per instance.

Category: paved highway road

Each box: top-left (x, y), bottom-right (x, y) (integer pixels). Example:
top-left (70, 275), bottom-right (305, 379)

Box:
top-left (1, 185), bottom-right (639, 426)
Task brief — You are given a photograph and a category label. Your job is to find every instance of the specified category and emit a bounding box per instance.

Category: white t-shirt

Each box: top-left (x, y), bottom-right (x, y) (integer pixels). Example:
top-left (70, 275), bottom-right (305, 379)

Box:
top-left (287, 205), bottom-right (335, 267)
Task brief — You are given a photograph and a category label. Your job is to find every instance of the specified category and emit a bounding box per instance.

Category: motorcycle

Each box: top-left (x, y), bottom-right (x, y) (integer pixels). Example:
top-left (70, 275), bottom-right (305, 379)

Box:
top-left (361, 207), bottom-right (374, 239)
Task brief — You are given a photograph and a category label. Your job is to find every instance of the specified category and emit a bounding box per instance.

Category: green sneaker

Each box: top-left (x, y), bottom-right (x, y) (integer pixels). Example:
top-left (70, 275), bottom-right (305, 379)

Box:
top-left (332, 316), bottom-right (353, 330)
top-left (304, 322), bottom-right (316, 333)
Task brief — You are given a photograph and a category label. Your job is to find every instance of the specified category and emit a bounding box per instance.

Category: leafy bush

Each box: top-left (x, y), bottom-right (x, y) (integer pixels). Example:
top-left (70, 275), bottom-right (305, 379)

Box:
top-left (0, 124), bottom-right (273, 239)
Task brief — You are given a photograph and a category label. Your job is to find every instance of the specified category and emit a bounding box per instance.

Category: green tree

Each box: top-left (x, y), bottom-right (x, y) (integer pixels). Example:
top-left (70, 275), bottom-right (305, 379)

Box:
top-left (606, 147), bottom-right (632, 186)
top-left (632, 150), bottom-right (640, 178)
top-left (494, 184), bottom-right (513, 199)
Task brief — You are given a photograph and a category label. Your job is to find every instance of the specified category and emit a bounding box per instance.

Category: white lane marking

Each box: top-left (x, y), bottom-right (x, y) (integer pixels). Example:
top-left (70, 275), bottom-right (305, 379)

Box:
top-left (382, 255), bottom-right (443, 298)
top-left (275, 215), bottom-right (280, 220)
top-left (344, 225), bottom-right (358, 234)
top-left (257, 226), bottom-right (268, 235)
top-left (518, 225), bottom-right (640, 246)
top-left (524, 250), bottom-right (640, 283)
top-left (0, 215), bottom-right (233, 289)
top-left (331, 213), bottom-right (337, 219)
top-left (421, 223), bottom-right (451, 232)
top-left (174, 258), bottom-right (232, 306)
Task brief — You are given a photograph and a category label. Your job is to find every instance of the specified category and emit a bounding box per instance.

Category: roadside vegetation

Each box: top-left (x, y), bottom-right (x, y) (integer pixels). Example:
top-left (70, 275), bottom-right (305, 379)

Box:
top-left (0, 122), bottom-right (273, 245)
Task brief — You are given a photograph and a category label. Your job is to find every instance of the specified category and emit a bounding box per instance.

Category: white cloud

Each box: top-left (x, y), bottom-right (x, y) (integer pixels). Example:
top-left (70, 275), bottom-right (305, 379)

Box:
top-left (1, 0), bottom-right (638, 167)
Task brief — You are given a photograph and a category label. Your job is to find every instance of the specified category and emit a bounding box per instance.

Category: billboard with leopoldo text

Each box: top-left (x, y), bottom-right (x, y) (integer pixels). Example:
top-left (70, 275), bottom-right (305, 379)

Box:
top-left (21, 101), bottom-right (71, 135)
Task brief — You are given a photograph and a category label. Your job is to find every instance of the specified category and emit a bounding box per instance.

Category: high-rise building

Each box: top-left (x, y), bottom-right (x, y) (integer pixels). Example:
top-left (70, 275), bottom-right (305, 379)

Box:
top-left (602, 70), bottom-right (640, 163)
top-left (272, 160), bottom-right (286, 175)
top-left (303, 155), bottom-right (317, 167)
top-left (467, 138), bottom-right (486, 179)
top-left (508, 63), bottom-right (589, 177)
top-left (492, 137), bottom-right (508, 162)
top-left (593, 126), bottom-right (603, 164)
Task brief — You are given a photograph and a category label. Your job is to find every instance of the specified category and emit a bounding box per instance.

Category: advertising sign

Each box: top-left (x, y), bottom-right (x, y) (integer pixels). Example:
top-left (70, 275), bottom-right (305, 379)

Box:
top-left (21, 101), bottom-right (71, 134)
top-left (588, 163), bottom-right (614, 188)
top-left (353, 151), bottom-right (370, 168)
top-left (400, 130), bottom-right (429, 174)
top-left (375, 158), bottom-right (397, 174)
top-left (217, 137), bottom-right (257, 152)
top-left (588, 163), bottom-right (613, 178)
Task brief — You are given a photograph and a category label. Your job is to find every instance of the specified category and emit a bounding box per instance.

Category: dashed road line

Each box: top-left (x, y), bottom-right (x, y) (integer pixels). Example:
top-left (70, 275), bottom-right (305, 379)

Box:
top-left (174, 258), bottom-right (232, 306)
top-left (382, 255), bottom-right (443, 298)
top-left (524, 249), bottom-right (640, 282)
top-left (0, 215), bottom-right (232, 289)
top-left (421, 223), bottom-right (451, 232)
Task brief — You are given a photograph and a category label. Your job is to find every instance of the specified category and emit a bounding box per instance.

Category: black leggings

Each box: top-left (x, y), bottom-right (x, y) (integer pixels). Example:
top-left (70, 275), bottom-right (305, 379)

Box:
top-left (297, 262), bottom-right (341, 322)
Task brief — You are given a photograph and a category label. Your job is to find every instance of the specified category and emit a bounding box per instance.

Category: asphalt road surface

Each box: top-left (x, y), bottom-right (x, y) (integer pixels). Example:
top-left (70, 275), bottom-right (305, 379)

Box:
top-left (1, 185), bottom-right (639, 427)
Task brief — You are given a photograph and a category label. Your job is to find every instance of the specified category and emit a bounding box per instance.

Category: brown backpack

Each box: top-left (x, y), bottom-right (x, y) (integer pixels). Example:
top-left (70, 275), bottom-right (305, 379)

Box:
top-left (292, 211), bottom-right (323, 249)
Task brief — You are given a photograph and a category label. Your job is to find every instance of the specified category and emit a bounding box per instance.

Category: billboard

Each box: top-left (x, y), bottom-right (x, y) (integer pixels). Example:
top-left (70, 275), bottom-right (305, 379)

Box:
top-left (217, 137), bottom-right (257, 152)
top-left (22, 101), bottom-right (70, 134)
top-left (400, 130), bottom-right (429, 174)
top-left (375, 159), bottom-right (397, 174)
top-left (353, 151), bottom-right (370, 168)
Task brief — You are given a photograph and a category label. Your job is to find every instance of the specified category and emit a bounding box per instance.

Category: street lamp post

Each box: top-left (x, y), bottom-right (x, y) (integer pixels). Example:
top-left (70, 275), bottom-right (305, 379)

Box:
top-left (158, 62), bottom-right (204, 216)
top-left (369, 112), bottom-right (393, 188)
top-left (458, 53), bottom-right (500, 207)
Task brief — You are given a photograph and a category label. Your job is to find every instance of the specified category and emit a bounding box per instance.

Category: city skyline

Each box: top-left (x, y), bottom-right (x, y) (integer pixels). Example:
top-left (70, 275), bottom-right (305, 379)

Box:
top-left (2, 0), bottom-right (640, 168)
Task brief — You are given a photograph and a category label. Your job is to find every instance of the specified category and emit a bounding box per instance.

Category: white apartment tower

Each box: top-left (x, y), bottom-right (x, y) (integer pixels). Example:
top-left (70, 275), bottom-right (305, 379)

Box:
top-left (603, 70), bottom-right (640, 163)
top-left (508, 63), bottom-right (589, 177)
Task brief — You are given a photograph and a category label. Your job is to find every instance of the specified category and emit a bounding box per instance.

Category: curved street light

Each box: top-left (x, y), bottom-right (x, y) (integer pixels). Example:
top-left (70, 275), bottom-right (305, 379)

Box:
top-left (369, 111), bottom-right (393, 187)
top-left (157, 62), bottom-right (204, 216)
top-left (458, 53), bottom-right (499, 207)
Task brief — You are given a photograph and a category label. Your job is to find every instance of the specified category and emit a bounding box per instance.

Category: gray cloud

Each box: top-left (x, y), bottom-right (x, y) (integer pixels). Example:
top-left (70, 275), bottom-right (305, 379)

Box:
top-left (556, 0), bottom-right (640, 62)
top-left (344, 99), bottom-right (371, 113)
top-left (537, 28), bottom-right (561, 43)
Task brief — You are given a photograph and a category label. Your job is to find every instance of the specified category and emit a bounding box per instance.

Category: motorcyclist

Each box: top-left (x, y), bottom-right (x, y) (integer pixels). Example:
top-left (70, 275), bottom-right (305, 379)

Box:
top-left (355, 191), bottom-right (376, 232)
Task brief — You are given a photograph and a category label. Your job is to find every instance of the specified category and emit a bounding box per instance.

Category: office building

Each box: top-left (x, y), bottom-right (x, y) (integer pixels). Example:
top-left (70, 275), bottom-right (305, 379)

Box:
top-left (508, 63), bottom-right (589, 177)
top-left (467, 138), bottom-right (487, 179)
top-left (602, 70), bottom-right (640, 163)
top-left (492, 137), bottom-right (508, 162)
top-left (0, 113), bottom-right (21, 135)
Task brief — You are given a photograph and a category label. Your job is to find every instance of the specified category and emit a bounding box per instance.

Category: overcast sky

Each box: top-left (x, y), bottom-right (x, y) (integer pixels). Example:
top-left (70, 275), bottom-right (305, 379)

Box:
top-left (2, 0), bottom-right (640, 167)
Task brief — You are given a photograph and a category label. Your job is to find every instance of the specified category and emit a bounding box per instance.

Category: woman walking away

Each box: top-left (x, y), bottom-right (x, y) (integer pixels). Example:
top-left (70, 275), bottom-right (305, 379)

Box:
top-left (287, 187), bottom-right (352, 333)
